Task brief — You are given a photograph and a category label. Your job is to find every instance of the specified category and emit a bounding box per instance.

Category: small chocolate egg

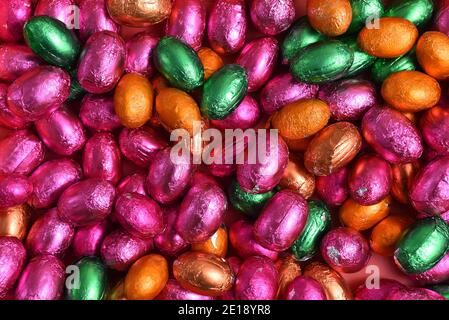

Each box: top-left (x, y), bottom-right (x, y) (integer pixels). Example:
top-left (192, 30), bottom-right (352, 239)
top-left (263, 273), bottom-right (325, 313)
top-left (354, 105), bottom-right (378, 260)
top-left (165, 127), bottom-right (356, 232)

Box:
top-left (370, 215), bottom-right (413, 256)
top-left (106, 0), bottom-right (171, 27)
top-left (0, 0), bottom-right (32, 43)
top-left (251, 0), bottom-right (295, 36)
top-left (416, 31), bottom-right (449, 80)
top-left (279, 155), bottom-right (315, 199)
top-left (73, 221), bottom-right (110, 258)
top-left (371, 50), bottom-right (417, 83)
top-left (198, 47), bottom-right (224, 80)
top-left (0, 174), bottom-right (32, 209)
top-left (421, 106), bottom-right (449, 155)
top-left (80, 94), bottom-right (121, 132)
top-left (339, 196), bottom-right (391, 231)
top-left (0, 237), bottom-right (26, 297)
top-left (384, 0), bottom-right (434, 28)
top-left (228, 179), bottom-right (275, 218)
top-left (0, 44), bottom-right (43, 83)
top-left (0, 205), bottom-right (31, 240)
top-left (0, 83), bottom-right (29, 129)
top-left (34, 0), bottom-right (76, 28)
top-left (284, 276), bottom-right (326, 300)
top-left (79, 0), bottom-right (119, 42)
top-left (316, 167), bottom-right (349, 207)
top-left (347, 0), bottom-right (384, 34)
top-left (125, 32), bottom-right (158, 77)
top-left (66, 257), bottom-right (107, 300)
top-left (307, 0), bottom-right (352, 36)
top-left (192, 225), bottom-right (228, 258)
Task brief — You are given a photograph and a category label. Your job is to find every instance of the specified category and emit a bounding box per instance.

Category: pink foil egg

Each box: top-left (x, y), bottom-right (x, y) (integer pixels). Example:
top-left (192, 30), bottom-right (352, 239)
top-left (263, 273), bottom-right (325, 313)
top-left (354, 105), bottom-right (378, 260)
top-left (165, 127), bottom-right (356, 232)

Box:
top-left (125, 32), bottom-right (159, 77)
top-left (229, 220), bottom-right (279, 261)
top-left (83, 132), bottom-right (121, 185)
top-left (348, 155), bottom-right (392, 206)
top-left (318, 79), bottom-right (377, 121)
top-left (166, 0), bottom-right (206, 51)
top-left (72, 220), bottom-right (110, 258)
top-left (101, 229), bottom-right (152, 271)
top-left (260, 73), bottom-right (319, 115)
top-left (236, 135), bottom-right (289, 194)
top-left (34, 0), bottom-right (76, 27)
top-left (77, 31), bottom-right (125, 94)
top-left (210, 95), bottom-right (261, 130)
top-left (0, 236), bottom-right (26, 298)
top-left (410, 156), bottom-right (449, 215)
top-left (362, 106), bottom-right (423, 164)
top-left (15, 255), bottom-right (65, 300)
top-left (154, 206), bottom-right (189, 258)
top-left (284, 276), bottom-right (327, 300)
top-left (208, 0), bottom-right (247, 55)
top-left (410, 252), bottom-right (449, 285)
top-left (26, 208), bottom-right (74, 257)
top-left (420, 106), bottom-right (449, 155)
top-left (114, 192), bottom-right (165, 239)
top-left (236, 37), bottom-right (279, 92)
top-left (0, 44), bottom-right (42, 83)
top-left (117, 173), bottom-right (147, 196)
top-left (35, 108), bottom-right (87, 156)
top-left (386, 287), bottom-right (445, 300)
top-left (175, 180), bottom-right (227, 243)
top-left (28, 159), bottom-right (82, 209)
top-left (235, 256), bottom-right (278, 300)
top-left (436, 3), bottom-right (449, 36)
top-left (119, 127), bottom-right (168, 168)
top-left (250, 0), bottom-right (296, 36)
top-left (0, 0), bottom-right (32, 42)
top-left (254, 190), bottom-right (308, 251)
top-left (320, 227), bottom-right (371, 273)
top-left (78, 0), bottom-right (119, 42)
top-left (57, 178), bottom-right (116, 227)
top-left (7, 66), bottom-right (70, 121)
top-left (0, 83), bottom-right (29, 129)
top-left (316, 167), bottom-right (349, 207)
top-left (0, 174), bottom-right (32, 209)
top-left (146, 147), bottom-right (195, 205)
top-left (79, 93), bottom-right (121, 132)
top-left (156, 279), bottom-right (215, 300)
top-left (0, 130), bottom-right (45, 175)
top-left (354, 279), bottom-right (405, 300)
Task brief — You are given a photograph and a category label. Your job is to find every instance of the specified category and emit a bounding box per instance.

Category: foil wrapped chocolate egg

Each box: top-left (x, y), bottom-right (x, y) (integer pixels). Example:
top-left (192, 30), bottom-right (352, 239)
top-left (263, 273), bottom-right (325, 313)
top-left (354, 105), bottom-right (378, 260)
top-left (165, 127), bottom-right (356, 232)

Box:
top-left (79, 0), bottom-right (119, 42)
top-left (420, 106), bottom-right (449, 155)
top-left (192, 225), bottom-right (228, 258)
top-left (154, 206), bottom-right (189, 258)
top-left (385, 287), bottom-right (445, 300)
top-left (339, 196), bottom-right (391, 231)
top-left (228, 180), bottom-right (275, 218)
top-left (384, 0), bottom-right (434, 28)
top-left (307, 0), bottom-right (352, 36)
top-left (417, 31), bottom-right (449, 80)
top-left (0, 174), bottom-right (32, 209)
top-left (198, 47), bottom-right (224, 80)
top-left (391, 161), bottom-right (420, 204)
top-left (0, 237), bottom-right (26, 297)
top-left (354, 279), bottom-right (405, 300)
top-left (316, 167), bottom-right (349, 207)
top-left (80, 94), bottom-right (121, 132)
top-left (66, 257), bottom-right (107, 300)
top-left (0, 83), bottom-right (29, 130)
top-left (279, 155), bottom-right (315, 199)
top-left (284, 276), bottom-right (327, 300)
top-left (370, 215), bottom-right (413, 257)
top-left (210, 95), bottom-right (261, 130)
top-left (106, 0), bottom-right (171, 27)
top-left (73, 221), bottom-right (110, 258)
top-left (34, 0), bottom-right (76, 27)
top-left (0, 44), bottom-right (43, 83)
top-left (0, 205), bottom-right (31, 240)
top-left (436, 2), bottom-right (449, 36)
top-left (0, 0), bottom-right (32, 43)
top-left (156, 279), bottom-right (215, 300)
top-left (410, 252), bottom-right (449, 285)
top-left (125, 32), bottom-right (158, 77)
top-left (346, 0), bottom-right (384, 34)
top-left (275, 254), bottom-right (302, 298)
top-left (251, 0), bottom-right (295, 36)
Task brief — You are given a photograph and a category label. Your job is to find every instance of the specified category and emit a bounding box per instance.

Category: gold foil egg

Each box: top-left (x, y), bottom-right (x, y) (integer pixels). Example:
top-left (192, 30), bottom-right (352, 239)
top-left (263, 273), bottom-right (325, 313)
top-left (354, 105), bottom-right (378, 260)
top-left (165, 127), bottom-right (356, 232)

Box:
top-left (107, 0), bottom-right (171, 27)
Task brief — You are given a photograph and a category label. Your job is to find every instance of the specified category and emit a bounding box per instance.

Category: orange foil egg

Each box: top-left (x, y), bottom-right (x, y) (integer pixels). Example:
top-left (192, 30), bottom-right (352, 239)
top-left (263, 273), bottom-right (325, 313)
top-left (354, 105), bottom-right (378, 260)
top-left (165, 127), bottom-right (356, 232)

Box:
top-left (114, 73), bottom-right (154, 129)
top-left (339, 196), bottom-right (391, 231)
top-left (307, 0), bottom-right (352, 37)
top-left (391, 162), bottom-right (421, 204)
top-left (106, 0), bottom-right (171, 27)
top-left (275, 253), bottom-right (302, 298)
top-left (192, 225), bottom-right (228, 258)
top-left (0, 204), bottom-right (31, 240)
top-left (271, 99), bottom-right (330, 140)
top-left (416, 31), bottom-right (449, 80)
top-left (381, 71), bottom-right (441, 113)
top-left (198, 47), bottom-right (224, 80)
top-left (304, 122), bottom-right (362, 176)
top-left (173, 251), bottom-right (234, 296)
top-left (370, 215), bottom-right (414, 256)
top-left (279, 155), bottom-right (315, 199)
top-left (124, 254), bottom-right (169, 300)
top-left (358, 17), bottom-right (418, 58)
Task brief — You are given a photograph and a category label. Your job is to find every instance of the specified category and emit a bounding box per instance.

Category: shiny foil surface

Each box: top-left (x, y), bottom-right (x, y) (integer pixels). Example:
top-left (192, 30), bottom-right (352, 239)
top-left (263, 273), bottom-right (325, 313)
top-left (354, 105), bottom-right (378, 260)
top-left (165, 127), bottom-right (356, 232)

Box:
top-left (73, 221), bottom-right (110, 258)
top-left (384, 0), bottom-right (434, 28)
top-left (80, 94), bottom-right (122, 132)
top-left (154, 206), bottom-right (189, 258)
top-left (66, 257), bottom-right (107, 300)
top-left (316, 167), bottom-right (349, 207)
top-left (284, 276), bottom-right (326, 300)
top-left (0, 174), bottom-right (32, 209)
top-left (156, 279), bottom-right (214, 300)
top-left (0, 205), bottom-right (31, 240)
top-left (106, 0), bottom-right (171, 27)
top-left (125, 32), bottom-right (158, 77)
top-left (0, 0), bottom-right (32, 43)
top-left (0, 83), bottom-right (29, 129)
top-left (250, 0), bottom-right (295, 36)
top-left (417, 31), bottom-right (449, 81)
top-left (0, 44), bottom-right (43, 83)
top-left (421, 106), bottom-right (449, 155)
top-left (371, 50), bottom-right (417, 84)
top-left (307, 0), bottom-right (352, 37)
top-left (228, 179), bottom-right (275, 218)
top-left (79, 0), bottom-right (119, 42)
top-left (0, 237), bottom-right (26, 297)
top-left (34, 0), bottom-right (76, 27)
top-left (347, 0), bottom-right (384, 34)
top-left (210, 95), bottom-right (260, 130)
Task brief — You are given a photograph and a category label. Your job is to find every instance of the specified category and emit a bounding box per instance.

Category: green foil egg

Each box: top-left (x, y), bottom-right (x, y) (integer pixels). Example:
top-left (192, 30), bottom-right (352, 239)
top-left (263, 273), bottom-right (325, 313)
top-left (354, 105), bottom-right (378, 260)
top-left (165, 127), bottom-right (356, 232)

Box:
top-left (201, 64), bottom-right (248, 120)
top-left (347, 0), bottom-right (384, 34)
top-left (154, 36), bottom-right (204, 92)
top-left (281, 18), bottom-right (327, 64)
top-left (23, 16), bottom-right (81, 69)
top-left (428, 285), bottom-right (449, 300)
top-left (340, 36), bottom-right (377, 77)
top-left (228, 179), bottom-right (276, 218)
top-left (371, 50), bottom-right (417, 83)
top-left (395, 216), bottom-right (449, 274)
top-left (66, 257), bottom-right (107, 300)
top-left (290, 40), bottom-right (354, 84)
top-left (291, 200), bottom-right (332, 261)
top-left (384, 0), bottom-right (434, 28)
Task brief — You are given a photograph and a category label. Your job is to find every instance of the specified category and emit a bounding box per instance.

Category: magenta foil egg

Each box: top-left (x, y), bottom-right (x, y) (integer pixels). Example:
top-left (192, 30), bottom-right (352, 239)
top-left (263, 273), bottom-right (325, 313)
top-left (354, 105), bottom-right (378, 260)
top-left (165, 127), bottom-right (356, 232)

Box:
top-left (57, 178), bottom-right (116, 226)
top-left (117, 173), bottom-right (147, 196)
top-left (318, 79), bottom-right (377, 121)
top-left (100, 229), bottom-right (152, 271)
top-left (354, 279), bottom-right (405, 300)
top-left (208, 0), bottom-right (247, 55)
top-left (0, 44), bottom-right (42, 83)
top-left (119, 127), bottom-right (168, 168)
top-left (260, 73), bottom-right (319, 115)
top-left (114, 193), bottom-right (165, 239)
top-left (410, 156), bottom-right (449, 215)
top-left (420, 106), bottom-right (449, 155)
top-left (175, 180), bottom-right (227, 243)
top-left (362, 106), bottom-right (423, 164)
top-left (250, 0), bottom-right (295, 36)
top-left (386, 287), bottom-right (445, 300)
top-left (284, 276), bottom-right (327, 300)
top-left (235, 256), bottom-right (278, 300)
top-left (0, 83), bottom-right (29, 129)
top-left (254, 190), bottom-right (308, 251)
top-left (410, 252), bottom-right (449, 285)
top-left (156, 279), bottom-right (215, 300)
top-left (35, 108), bottom-right (86, 156)
top-left (348, 155), bottom-right (392, 206)
top-left (79, 93), bottom-right (121, 132)
top-left (78, 0), bottom-right (119, 42)
top-left (316, 167), bottom-right (349, 207)
top-left (28, 159), bottom-right (82, 209)
top-left (0, 174), bottom-right (32, 209)
top-left (77, 31), bottom-right (125, 94)
top-left (236, 37), bottom-right (279, 92)
top-left (0, 237), bottom-right (26, 298)
top-left (125, 32), bottom-right (159, 77)
top-left (166, 0), bottom-right (206, 51)
top-left (146, 147), bottom-right (195, 204)
top-left (72, 220), bottom-right (110, 258)
top-left (26, 208), bottom-right (74, 257)
top-left (0, 0), bottom-right (32, 42)
top-left (210, 96), bottom-right (261, 130)
top-left (0, 130), bottom-right (45, 175)
top-left (229, 220), bottom-right (279, 261)
top-left (236, 135), bottom-right (289, 194)
top-left (154, 206), bottom-right (189, 257)
top-left (83, 132), bottom-right (121, 184)
top-left (34, 0), bottom-right (76, 27)
top-left (436, 3), bottom-right (449, 36)
top-left (7, 66), bottom-right (70, 121)
top-left (321, 227), bottom-right (371, 273)
top-left (15, 255), bottom-right (65, 300)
